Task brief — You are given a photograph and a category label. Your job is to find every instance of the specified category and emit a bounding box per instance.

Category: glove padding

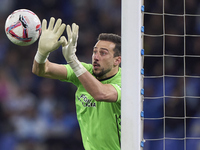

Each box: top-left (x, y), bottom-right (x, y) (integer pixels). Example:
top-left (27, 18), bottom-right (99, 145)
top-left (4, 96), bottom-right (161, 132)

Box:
top-left (62, 23), bottom-right (78, 63)
top-left (35, 17), bottom-right (66, 63)
top-left (62, 23), bottom-right (87, 77)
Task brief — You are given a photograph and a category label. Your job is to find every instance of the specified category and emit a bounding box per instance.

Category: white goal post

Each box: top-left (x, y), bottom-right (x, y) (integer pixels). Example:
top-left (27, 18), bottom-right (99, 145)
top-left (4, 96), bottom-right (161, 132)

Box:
top-left (121, 0), bottom-right (143, 150)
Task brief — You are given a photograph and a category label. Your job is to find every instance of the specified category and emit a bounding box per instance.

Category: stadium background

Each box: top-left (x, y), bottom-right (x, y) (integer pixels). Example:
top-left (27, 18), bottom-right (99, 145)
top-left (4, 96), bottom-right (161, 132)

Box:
top-left (0, 0), bottom-right (200, 150)
top-left (0, 0), bottom-right (120, 150)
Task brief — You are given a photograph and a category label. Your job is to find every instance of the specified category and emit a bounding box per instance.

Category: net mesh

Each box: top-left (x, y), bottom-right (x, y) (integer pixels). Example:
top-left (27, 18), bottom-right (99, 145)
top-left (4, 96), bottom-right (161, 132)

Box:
top-left (142, 0), bottom-right (200, 150)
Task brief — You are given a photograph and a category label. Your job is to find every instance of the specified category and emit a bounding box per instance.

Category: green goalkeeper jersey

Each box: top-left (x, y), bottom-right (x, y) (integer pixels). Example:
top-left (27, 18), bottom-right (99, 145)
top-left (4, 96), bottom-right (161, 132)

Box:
top-left (62, 62), bottom-right (121, 150)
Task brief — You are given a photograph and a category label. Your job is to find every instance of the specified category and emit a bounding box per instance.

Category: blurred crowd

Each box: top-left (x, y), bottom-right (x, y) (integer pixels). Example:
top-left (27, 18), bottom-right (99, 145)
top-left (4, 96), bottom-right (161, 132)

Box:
top-left (0, 0), bottom-right (120, 150)
top-left (143, 0), bottom-right (200, 150)
top-left (1, 0), bottom-right (200, 150)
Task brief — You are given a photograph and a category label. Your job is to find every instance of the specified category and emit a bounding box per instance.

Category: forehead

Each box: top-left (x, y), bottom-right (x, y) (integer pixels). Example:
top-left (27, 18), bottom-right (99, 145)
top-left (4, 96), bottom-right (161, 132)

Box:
top-left (94, 40), bottom-right (115, 51)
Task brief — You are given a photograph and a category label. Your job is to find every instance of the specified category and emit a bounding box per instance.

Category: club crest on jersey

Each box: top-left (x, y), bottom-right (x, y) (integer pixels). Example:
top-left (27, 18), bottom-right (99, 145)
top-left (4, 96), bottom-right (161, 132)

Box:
top-left (77, 94), bottom-right (96, 108)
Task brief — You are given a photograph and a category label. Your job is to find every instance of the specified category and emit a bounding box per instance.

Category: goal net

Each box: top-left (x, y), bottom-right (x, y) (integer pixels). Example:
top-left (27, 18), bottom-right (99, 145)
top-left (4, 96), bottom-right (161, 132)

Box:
top-left (122, 0), bottom-right (200, 150)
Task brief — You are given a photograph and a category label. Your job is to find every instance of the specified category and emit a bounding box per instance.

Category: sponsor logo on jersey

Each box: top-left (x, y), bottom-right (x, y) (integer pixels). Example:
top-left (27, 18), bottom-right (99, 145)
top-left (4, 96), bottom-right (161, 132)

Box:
top-left (77, 94), bottom-right (96, 107)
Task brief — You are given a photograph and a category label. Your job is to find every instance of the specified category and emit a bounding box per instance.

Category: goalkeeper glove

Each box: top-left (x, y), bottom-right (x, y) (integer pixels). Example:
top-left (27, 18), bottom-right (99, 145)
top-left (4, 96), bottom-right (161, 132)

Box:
top-left (62, 23), bottom-right (87, 77)
top-left (35, 17), bottom-right (66, 63)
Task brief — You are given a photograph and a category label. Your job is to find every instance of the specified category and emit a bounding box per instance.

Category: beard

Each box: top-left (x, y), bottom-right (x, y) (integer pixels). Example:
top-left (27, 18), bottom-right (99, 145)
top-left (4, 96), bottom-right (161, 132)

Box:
top-left (93, 67), bottom-right (111, 78)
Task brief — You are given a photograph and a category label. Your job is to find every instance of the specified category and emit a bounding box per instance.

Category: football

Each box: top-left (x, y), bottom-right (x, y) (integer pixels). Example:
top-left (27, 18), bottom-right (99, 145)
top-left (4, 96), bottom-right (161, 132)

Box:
top-left (5, 9), bottom-right (41, 46)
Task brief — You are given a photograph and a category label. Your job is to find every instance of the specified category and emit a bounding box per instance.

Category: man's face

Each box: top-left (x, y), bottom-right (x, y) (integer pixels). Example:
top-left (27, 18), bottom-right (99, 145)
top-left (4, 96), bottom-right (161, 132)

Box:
top-left (92, 40), bottom-right (119, 79)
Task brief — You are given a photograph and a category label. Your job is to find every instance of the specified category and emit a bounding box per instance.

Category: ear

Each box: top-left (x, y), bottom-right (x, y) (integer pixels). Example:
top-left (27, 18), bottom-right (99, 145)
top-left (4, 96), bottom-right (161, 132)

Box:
top-left (114, 56), bottom-right (121, 66)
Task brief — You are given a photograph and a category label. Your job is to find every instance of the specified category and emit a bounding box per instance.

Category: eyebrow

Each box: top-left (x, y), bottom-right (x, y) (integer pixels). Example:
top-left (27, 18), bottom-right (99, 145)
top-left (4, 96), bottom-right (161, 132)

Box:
top-left (94, 47), bottom-right (109, 51)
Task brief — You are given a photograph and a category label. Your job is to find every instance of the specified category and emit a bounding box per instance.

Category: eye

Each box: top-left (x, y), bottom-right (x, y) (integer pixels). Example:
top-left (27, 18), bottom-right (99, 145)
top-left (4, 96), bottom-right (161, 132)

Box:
top-left (100, 52), bottom-right (105, 55)
top-left (93, 50), bottom-right (97, 54)
top-left (100, 51), bottom-right (107, 56)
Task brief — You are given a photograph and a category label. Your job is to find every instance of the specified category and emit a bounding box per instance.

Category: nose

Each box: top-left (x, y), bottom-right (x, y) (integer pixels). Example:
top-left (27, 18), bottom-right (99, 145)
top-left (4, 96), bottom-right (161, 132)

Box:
top-left (93, 52), bottom-right (99, 60)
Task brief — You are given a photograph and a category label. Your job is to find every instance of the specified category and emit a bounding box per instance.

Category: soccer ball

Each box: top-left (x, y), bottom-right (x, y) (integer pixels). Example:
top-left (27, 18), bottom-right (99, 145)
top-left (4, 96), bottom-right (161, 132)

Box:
top-left (5, 9), bottom-right (41, 46)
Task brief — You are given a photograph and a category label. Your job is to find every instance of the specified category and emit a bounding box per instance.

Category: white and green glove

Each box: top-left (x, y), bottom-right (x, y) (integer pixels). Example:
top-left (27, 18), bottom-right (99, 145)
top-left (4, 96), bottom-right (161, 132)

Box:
top-left (62, 23), bottom-right (87, 77)
top-left (35, 17), bottom-right (66, 64)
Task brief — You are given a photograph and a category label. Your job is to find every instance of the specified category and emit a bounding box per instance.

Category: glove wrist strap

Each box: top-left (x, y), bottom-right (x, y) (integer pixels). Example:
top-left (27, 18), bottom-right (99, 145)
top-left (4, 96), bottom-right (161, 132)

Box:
top-left (69, 56), bottom-right (87, 77)
top-left (34, 50), bottom-right (49, 64)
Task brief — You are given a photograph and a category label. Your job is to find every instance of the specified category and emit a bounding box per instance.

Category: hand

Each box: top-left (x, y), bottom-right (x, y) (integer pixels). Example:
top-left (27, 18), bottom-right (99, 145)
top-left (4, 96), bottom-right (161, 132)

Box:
top-left (62, 23), bottom-right (79, 63)
top-left (62, 23), bottom-right (86, 77)
top-left (38, 17), bottom-right (66, 56)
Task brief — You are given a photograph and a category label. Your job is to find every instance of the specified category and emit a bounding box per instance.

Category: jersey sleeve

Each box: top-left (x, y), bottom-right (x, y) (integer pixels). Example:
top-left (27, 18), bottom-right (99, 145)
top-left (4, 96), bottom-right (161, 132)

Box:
top-left (108, 68), bottom-right (121, 103)
top-left (60, 63), bottom-right (93, 86)
top-left (111, 83), bottom-right (121, 103)
top-left (60, 64), bottom-right (79, 85)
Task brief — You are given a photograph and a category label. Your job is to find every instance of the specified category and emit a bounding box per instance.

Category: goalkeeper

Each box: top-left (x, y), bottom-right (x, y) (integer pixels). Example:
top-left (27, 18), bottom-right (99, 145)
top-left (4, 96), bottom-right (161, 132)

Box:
top-left (32, 17), bottom-right (121, 150)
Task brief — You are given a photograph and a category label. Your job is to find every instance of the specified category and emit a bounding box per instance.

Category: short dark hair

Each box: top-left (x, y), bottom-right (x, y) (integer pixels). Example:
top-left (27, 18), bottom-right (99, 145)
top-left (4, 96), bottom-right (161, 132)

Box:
top-left (97, 33), bottom-right (121, 57)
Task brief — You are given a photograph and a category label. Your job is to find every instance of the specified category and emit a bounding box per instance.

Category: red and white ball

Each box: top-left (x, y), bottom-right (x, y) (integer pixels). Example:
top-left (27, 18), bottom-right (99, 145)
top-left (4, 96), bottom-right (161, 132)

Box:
top-left (5, 9), bottom-right (41, 46)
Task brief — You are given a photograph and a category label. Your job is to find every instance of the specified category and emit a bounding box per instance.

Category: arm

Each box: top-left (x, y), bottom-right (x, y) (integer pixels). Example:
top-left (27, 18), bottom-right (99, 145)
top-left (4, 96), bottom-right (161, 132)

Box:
top-left (62, 23), bottom-right (118, 102)
top-left (32, 17), bottom-right (67, 80)
top-left (32, 60), bottom-right (67, 80)
top-left (78, 71), bottom-right (118, 102)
